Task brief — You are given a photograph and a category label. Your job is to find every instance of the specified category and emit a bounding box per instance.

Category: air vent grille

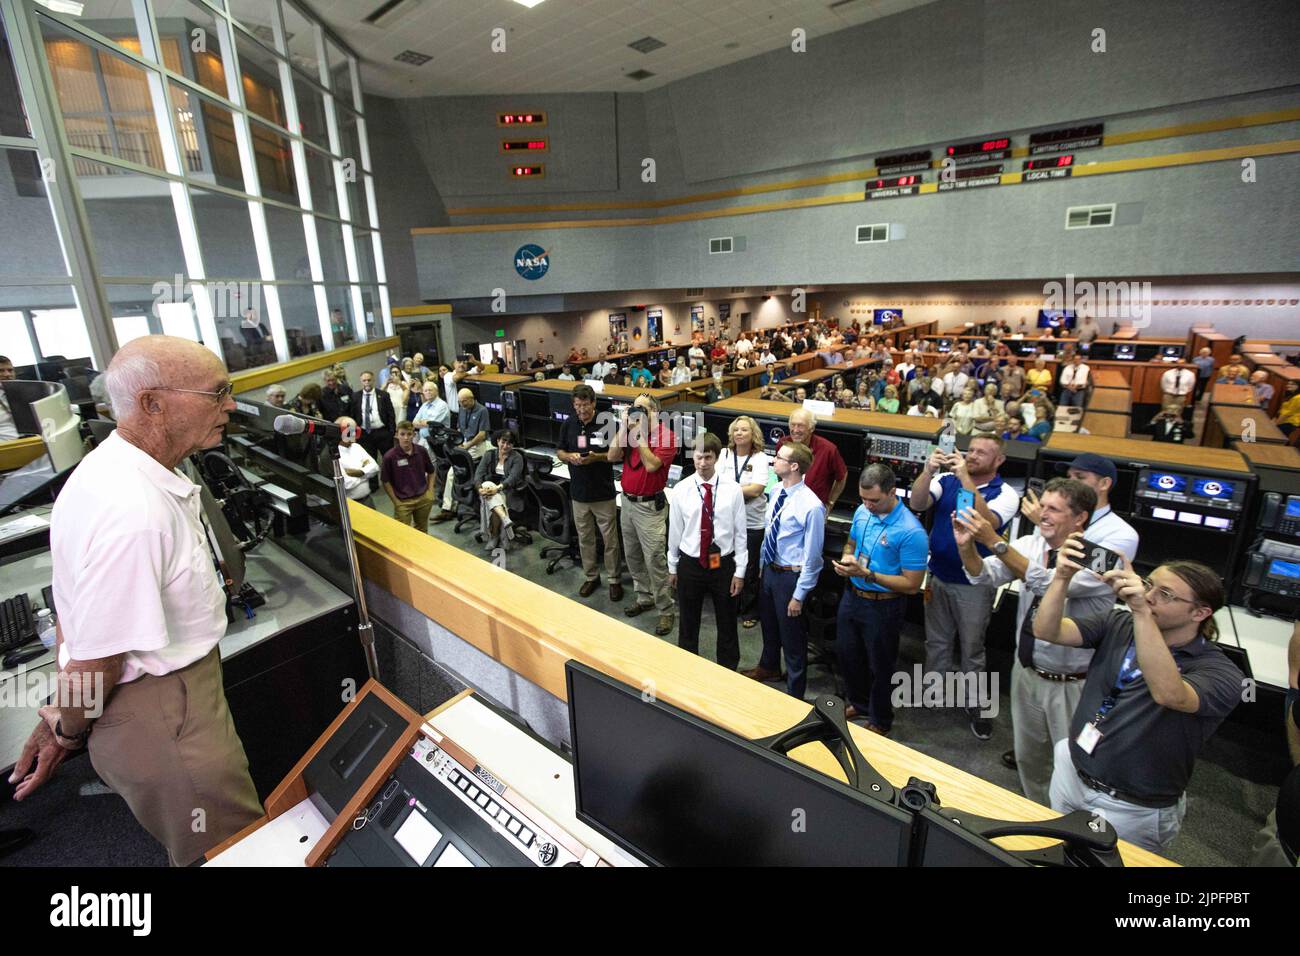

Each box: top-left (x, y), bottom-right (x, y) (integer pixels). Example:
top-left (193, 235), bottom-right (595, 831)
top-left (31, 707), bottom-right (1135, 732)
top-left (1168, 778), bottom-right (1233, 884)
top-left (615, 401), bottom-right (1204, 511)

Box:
top-left (709, 237), bottom-right (733, 254)
top-left (1065, 203), bottom-right (1115, 229)
top-left (628, 36), bottom-right (666, 54)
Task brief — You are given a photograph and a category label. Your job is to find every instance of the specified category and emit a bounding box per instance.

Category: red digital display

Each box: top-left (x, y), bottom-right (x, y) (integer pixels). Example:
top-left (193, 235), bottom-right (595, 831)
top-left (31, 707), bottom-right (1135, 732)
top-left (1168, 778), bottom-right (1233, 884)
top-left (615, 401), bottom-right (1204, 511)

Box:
top-left (503, 140), bottom-right (547, 151)
top-left (869, 175), bottom-right (920, 189)
top-left (498, 112), bottom-right (546, 126)
top-left (946, 136), bottom-right (1011, 157)
top-left (1022, 154), bottom-right (1074, 171)
top-left (510, 165), bottom-right (544, 177)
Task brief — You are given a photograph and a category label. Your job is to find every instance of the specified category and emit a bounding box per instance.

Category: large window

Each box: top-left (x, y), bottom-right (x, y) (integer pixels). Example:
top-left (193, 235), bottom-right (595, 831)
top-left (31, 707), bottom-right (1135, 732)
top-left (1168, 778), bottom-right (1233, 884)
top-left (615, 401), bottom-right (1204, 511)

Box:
top-left (3, 0), bottom-right (389, 371)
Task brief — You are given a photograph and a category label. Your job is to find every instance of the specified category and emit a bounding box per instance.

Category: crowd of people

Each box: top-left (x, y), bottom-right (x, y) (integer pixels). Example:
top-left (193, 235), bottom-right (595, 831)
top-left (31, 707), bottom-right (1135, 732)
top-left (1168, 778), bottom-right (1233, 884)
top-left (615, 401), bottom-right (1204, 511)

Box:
top-left (232, 328), bottom-right (1300, 855)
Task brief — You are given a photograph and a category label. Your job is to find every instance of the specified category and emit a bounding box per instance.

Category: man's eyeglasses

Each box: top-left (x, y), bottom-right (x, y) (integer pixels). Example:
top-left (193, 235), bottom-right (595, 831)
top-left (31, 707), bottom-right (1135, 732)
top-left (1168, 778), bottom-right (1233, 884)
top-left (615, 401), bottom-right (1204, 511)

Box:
top-left (1142, 578), bottom-right (1197, 606)
top-left (150, 383), bottom-right (234, 404)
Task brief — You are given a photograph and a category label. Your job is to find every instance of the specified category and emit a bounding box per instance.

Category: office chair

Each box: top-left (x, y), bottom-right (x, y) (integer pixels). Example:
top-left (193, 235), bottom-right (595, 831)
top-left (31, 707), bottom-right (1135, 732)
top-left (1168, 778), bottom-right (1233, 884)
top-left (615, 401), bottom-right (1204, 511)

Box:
top-left (445, 447), bottom-right (480, 534)
top-left (804, 581), bottom-right (846, 699)
top-left (527, 458), bottom-right (579, 574)
top-left (425, 424), bottom-right (456, 503)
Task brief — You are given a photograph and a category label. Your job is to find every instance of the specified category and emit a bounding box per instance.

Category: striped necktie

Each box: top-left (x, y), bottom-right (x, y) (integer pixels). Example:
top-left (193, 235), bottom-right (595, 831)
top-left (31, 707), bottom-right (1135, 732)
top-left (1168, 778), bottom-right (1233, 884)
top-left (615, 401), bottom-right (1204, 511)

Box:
top-left (761, 488), bottom-right (788, 568)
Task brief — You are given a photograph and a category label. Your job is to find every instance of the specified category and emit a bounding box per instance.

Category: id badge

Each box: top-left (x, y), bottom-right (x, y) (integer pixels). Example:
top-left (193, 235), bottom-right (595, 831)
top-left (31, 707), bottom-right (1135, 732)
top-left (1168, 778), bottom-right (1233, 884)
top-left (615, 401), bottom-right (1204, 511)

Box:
top-left (397, 458), bottom-right (409, 467)
top-left (708, 544), bottom-right (721, 570)
top-left (1076, 722), bottom-right (1102, 754)
top-left (577, 433), bottom-right (588, 450)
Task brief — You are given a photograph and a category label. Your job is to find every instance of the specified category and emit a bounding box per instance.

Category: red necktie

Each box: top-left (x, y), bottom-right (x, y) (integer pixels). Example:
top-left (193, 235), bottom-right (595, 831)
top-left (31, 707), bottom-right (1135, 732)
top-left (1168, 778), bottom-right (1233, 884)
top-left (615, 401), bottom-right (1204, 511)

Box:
top-left (699, 481), bottom-right (714, 568)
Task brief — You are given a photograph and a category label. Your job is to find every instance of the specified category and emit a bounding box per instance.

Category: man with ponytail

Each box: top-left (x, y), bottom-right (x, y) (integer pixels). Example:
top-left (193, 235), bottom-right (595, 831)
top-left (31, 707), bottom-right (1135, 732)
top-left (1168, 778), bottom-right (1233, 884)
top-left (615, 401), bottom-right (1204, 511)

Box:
top-left (1032, 543), bottom-right (1243, 852)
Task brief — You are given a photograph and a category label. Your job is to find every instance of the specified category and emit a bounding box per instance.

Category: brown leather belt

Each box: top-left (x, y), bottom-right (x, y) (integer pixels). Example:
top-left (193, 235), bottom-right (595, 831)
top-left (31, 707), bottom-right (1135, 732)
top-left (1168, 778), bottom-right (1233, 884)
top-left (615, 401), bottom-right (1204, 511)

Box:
top-left (1033, 668), bottom-right (1088, 682)
top-left (767, 563), bottom-right (801, 572)
top-left (851, 586), bottom-right (901, 601)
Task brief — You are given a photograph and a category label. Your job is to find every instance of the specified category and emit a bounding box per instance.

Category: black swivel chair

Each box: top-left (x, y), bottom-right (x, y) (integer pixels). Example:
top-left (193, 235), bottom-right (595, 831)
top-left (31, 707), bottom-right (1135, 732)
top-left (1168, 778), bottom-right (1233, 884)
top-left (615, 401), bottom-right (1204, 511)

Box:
top-left (445, 446), bottom-right (480, 534)
top-left (527, 455), bottom-right (579, 574)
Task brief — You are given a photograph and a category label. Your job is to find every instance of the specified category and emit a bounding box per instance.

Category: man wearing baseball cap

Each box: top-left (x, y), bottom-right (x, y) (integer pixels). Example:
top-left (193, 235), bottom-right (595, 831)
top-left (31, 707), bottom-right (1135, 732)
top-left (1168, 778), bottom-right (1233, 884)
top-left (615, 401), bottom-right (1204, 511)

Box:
top-left (1009, 452), bottom-right (1139, 795)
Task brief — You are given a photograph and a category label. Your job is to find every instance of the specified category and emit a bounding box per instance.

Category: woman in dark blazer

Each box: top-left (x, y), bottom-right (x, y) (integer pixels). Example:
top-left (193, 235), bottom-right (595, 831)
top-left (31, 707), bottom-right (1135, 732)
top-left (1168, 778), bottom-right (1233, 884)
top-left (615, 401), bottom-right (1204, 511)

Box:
top-left (473, 428), bottom-right (527, 546)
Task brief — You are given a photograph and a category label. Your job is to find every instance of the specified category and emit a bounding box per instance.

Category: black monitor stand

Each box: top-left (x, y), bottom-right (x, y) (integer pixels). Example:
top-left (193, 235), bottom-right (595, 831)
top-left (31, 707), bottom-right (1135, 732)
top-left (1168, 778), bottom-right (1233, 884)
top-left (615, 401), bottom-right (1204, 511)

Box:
top-left (755, 696), bottom-right (1123, 867)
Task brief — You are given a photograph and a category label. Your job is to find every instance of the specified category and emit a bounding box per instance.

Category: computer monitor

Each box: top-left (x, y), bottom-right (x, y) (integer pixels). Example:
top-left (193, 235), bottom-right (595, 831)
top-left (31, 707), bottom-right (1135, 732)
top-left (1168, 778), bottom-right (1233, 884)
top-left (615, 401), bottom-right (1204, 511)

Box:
top-left (936, 338), bottom-right (953, 352)
top-left (566, 662), bottom-right (914, 866)
top-left (1114, 344), bottom-right (1136, 360)
top-left (915, 809), bottom-right (1026, 866)
top-left (1160, 345), bottom-right (1184, 360)
top-left (31, 389), bottom-right (83, 473)
top-left (1037, 310), bottom-right (1076, 330)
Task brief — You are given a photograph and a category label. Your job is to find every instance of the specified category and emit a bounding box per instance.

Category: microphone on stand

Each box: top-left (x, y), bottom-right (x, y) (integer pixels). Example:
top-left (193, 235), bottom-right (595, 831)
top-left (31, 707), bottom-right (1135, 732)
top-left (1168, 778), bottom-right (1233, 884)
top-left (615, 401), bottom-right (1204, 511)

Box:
top-left (273, 414), bottom-right (354, 441)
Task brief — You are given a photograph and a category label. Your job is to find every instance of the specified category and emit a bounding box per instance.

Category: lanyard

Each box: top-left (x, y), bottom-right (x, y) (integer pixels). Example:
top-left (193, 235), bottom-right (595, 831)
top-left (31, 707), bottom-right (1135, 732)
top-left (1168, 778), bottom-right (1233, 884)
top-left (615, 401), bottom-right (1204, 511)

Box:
top-left (732, 451), bottom-right (753, 484)
top-left (1093, 639), bottom-right (1144, 724)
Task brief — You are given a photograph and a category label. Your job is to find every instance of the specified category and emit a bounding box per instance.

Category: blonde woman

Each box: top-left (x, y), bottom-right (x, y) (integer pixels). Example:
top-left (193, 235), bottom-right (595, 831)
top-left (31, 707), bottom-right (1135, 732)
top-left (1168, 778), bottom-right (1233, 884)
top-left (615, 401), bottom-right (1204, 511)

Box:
top-left (948, 384), bottom-right (977, 435)
top-left (877, 384), bottom-right (900, 414)
top-left (970, 382), bottom-right (1005, 436)
top-left (717, 416), bottom-right (772, 629)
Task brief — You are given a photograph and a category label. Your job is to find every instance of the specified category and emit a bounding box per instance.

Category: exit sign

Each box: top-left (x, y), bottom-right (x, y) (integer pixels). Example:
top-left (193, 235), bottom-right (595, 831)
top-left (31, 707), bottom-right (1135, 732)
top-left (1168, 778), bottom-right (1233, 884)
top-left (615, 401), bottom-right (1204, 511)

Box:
top-left (495, 329), bottom-right (505, 337)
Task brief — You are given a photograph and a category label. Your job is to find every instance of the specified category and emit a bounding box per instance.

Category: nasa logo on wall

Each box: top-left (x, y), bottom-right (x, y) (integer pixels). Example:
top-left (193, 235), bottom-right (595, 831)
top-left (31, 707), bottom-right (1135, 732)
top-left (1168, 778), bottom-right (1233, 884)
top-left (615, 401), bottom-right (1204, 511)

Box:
top-left (514, 244), bottom-right (550, 280)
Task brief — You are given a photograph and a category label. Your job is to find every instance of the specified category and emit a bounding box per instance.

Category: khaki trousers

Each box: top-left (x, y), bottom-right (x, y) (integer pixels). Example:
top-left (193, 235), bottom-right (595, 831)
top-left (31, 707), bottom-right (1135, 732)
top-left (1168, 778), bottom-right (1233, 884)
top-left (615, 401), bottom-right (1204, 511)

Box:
top-left (619, 496), bottom-right (673, 613)
top-left (572, 498), bottom-right (621, 582)
top-left (87, 647), bottom-right (263, 866)
top-left (1010, 659), bottom-right (1085, 806)
top-left (394, 487), bottom-right (435, 531)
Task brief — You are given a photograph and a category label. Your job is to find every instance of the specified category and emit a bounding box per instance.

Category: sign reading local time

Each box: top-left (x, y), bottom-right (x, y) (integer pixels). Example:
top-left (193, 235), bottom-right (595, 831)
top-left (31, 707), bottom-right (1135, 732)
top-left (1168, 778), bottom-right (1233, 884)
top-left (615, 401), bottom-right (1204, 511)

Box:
top-left (514, 243), bottom-right (549, 280)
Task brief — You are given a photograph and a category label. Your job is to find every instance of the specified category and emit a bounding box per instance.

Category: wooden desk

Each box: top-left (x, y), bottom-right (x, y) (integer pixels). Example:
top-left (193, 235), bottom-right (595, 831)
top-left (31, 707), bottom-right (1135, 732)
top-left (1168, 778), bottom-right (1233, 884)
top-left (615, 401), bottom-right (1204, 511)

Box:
top-left (1092, 370), bottom-right (1128, 389)
top-left (347, 502), bottom-right (1169, 866)
top-left (1263, 365), bottom-right (1300, 417)
top-left (1209, 383), bottom-right (1259, 408)
top-left (465, 373), bottom-right (531, 387)
top-left (1204, 406), bottom-right (1288, 448)
top-left (1232, 441), bottom-right (1300, 483)
top-left (708, 396), bottom-right (944, 437)
top-left (1086, 389), bottom-right (1132, 415)
top-left (1082, 412), bottom-right (1129, 438)
top-left (518, 377), bottom-right (679, 406)
top-left (0, 436), bottom-right (46, 472)
top-left (1245, 352), bottom-right (1286, 368)
top-left (1044, 432), bottom-right (1251, 475)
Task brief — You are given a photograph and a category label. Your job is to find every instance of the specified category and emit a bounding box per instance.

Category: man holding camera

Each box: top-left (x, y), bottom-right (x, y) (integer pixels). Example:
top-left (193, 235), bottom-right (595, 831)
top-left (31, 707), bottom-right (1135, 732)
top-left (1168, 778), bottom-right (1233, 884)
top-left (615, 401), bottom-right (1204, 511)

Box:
top-left (954, 478), bottom-right (1119, 804)
top-left (1034, 549), bottom-right (1242, 851)
top-left (911, 436), bottom-right (1019, 740)
top-left (608, 394), bottom-right (677, 635)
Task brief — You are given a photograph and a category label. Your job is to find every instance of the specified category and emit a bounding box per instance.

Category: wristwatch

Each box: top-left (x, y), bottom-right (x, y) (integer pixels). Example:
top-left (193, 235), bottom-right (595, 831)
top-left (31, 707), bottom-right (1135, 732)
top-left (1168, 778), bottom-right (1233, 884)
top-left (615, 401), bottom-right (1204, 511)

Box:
top-left (991, 541), bottom-right (1009, 556)
top-left (54, 719), bottom-right (91, 748)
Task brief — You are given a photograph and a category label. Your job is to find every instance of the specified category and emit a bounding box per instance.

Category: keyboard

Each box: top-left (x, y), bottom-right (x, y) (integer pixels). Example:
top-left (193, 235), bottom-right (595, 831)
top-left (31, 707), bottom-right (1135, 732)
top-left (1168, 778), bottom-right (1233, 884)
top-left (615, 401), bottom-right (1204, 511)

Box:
top-left (0, 594), bottom-right (36, 651)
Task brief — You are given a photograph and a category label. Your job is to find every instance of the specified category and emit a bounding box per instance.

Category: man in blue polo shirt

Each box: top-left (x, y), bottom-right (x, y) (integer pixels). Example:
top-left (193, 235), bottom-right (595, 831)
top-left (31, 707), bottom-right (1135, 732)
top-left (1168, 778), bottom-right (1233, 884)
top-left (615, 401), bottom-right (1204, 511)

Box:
top-left (832, 464), bottom-right (928, 735)
top-left (910, 434), bottom-right (1020, 740)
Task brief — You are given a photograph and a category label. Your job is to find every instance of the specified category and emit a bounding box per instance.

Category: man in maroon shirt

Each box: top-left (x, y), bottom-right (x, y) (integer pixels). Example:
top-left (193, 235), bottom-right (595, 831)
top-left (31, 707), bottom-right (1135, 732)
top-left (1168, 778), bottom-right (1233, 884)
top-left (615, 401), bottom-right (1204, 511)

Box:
top-left (608, 394), bottom-right (679, 635)
top-left (777, 407), bottom-right (847, 509)
top-left (381, 421), bottom-right (436, 532)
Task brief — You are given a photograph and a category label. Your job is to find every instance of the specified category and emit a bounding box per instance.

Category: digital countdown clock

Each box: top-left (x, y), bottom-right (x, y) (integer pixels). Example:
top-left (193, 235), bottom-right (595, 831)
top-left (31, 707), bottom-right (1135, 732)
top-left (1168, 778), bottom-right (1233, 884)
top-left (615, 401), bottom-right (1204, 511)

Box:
top-left (946, 136), bottom-right (1011, 163)
top-left (875, 149), bottom-right (932, 175)
top-left (1022, 154), bottom-right (1074, 182)
top-left (498, 112), bottom-right (546, 126)
top-left (509, 164), bottom-right (544, 177)
top-left (865, 174), bottom-right (922, 199)
top-left (502, 139), bottom-right (547, 152)
top-left (1028, 122), bottom-right (1103, 154)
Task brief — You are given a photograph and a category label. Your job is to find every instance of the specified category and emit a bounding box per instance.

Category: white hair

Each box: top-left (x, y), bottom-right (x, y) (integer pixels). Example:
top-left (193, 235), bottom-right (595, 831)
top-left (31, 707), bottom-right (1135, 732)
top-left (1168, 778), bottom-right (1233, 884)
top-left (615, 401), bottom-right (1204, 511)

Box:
top-left (103, 351), bottom-right (163, 420)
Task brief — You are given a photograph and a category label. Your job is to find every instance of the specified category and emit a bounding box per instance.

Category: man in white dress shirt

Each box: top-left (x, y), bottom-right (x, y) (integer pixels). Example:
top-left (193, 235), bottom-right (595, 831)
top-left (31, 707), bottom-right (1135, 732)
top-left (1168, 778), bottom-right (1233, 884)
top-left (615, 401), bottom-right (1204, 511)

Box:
top-left (1160, 364), bottom-right (1196, 415)
top-left (10, 336), bottom-right (262, 865)
top-left (668, 432), bottom-right (747, 670)
top-left (336, 416), bottom-right (380, 502)
top-left (1058, 353), bottom-right (1091, 408)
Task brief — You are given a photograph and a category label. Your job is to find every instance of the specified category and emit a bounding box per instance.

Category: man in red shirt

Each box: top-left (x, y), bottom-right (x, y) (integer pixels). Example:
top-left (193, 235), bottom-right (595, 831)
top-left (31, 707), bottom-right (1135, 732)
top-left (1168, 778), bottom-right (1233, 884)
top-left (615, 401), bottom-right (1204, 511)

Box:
top-left (710, 340), bottom-right (728, 366)
top-left (608, 394), bottom-right (679, 635)
top-left (777, 407), bottom-right (847, 509)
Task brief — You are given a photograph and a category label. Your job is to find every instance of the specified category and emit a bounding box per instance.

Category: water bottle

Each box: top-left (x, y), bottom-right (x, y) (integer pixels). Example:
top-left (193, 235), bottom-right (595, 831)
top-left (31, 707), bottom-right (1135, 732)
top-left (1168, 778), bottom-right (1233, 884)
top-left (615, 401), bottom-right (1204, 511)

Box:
top-left (36, 608), bottom-right (56, 650)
